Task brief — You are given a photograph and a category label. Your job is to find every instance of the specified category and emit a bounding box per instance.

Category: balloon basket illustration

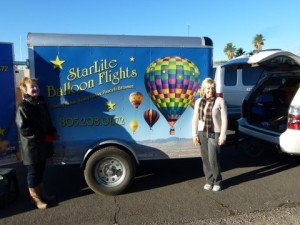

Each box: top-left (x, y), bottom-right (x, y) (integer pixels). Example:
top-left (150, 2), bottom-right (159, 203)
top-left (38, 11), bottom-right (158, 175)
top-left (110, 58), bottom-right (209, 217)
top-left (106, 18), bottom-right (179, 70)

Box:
top-left (144, 56), bottom-right (200, 135)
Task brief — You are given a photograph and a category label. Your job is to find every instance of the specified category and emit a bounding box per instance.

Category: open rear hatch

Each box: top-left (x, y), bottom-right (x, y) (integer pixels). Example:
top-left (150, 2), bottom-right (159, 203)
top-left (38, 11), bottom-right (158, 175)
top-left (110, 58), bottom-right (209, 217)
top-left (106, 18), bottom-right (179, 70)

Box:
top-left (243, 51), bottom-right (300, 133)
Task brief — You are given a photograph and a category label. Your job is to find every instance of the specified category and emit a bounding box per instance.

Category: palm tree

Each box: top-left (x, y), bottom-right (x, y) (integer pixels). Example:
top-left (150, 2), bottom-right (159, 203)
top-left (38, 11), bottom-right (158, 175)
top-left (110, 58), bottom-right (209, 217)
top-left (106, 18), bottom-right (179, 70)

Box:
top-left (224, 43), bottom-right (236, 59)
top-left (252, 34), bottom-right (265, 50)
top-left (234, 48), bottom-right (245, 57)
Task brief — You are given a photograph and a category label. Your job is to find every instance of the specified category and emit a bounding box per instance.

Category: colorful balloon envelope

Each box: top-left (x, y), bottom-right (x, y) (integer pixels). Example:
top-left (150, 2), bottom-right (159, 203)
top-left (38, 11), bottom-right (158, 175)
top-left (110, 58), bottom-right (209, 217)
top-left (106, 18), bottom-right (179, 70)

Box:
top-left (129, 119), bottom-right (138, 133)
top-left (190, 89), bottom-right (201, 109)
top-left (144, 56), bottom-right (200, 133)
top-left (144, 109), bottom-right (160, 129)
top-left (129, 92), bottom-right (143, 109)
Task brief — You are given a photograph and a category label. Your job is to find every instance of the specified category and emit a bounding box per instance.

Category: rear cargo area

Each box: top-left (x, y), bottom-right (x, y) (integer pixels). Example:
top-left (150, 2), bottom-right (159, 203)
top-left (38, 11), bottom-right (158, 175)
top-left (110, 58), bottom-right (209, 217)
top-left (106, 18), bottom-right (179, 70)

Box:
top-left (247, 75), bottom-right (300, 132)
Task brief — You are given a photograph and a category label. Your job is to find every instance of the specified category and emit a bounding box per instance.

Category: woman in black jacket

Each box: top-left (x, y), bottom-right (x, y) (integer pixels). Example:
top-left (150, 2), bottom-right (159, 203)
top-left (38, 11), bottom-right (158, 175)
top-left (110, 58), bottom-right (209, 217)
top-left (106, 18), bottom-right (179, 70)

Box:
top-left (16, 77), bottom-right (58, 209)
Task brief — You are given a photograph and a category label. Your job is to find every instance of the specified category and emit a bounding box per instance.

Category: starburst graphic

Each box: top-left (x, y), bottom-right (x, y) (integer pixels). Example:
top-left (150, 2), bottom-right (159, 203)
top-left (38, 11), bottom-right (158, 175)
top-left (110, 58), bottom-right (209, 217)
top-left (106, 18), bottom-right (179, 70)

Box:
top-left (106, 100), bottom-right (116, 110)
top-left (50, 56), bottom-right (65, 70)
top-left (130, 56), bottom-right (135, 62)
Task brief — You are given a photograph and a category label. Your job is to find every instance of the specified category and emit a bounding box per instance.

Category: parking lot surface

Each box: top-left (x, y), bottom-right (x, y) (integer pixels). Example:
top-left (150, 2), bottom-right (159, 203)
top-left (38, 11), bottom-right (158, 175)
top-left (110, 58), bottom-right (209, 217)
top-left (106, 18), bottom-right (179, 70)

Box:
top-left (1, 143), bottom-right (300, 224)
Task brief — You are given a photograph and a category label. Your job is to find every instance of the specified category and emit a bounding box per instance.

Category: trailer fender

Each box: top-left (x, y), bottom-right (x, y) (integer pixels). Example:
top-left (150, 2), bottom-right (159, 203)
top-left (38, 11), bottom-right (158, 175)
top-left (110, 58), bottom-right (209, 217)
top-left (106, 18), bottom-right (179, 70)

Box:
top-left (81, 139), bottom-right (139, 168)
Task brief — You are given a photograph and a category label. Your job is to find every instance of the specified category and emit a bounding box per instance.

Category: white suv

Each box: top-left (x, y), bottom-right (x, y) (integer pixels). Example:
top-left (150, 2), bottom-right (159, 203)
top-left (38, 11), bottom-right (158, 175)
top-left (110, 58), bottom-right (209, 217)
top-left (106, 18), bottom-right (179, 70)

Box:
top-left (214, 49), bottom-right (288, 130)
top-left (237, 51), bottom-right (300, 155)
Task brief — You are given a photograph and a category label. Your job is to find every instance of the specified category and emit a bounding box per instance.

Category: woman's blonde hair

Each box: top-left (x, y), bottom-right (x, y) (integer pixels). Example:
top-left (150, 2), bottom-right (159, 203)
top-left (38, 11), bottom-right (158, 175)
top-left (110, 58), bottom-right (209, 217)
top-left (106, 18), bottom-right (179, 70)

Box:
top-left (19, 77), bottom-right (38, 93)
top-left (199, 77), bottom-right (216, 97)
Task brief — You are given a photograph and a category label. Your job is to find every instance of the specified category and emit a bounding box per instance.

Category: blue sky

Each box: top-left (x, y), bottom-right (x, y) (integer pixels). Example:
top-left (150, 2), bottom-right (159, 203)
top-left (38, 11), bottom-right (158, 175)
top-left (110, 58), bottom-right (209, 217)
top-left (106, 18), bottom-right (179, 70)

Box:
top-left (2, 0), bottom-right (300, 62)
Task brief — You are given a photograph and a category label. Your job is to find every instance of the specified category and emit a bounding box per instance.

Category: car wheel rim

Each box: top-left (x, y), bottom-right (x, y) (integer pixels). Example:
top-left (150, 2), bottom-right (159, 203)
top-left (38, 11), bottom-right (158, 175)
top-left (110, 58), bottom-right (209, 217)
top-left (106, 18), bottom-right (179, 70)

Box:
top-left (94, 157), bottom-right (125, 187)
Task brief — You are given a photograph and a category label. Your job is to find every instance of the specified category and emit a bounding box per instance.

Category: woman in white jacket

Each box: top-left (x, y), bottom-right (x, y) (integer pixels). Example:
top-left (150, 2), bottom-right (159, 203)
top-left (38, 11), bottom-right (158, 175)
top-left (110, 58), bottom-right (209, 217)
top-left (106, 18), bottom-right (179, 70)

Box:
top-left (192, 78), bottom-right (228, 191)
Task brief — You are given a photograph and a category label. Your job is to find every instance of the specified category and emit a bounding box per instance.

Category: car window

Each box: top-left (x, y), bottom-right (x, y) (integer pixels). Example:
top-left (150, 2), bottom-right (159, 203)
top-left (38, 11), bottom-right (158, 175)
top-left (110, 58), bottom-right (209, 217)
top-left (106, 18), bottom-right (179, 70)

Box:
top-left (224, 67), bottom-right (237, 86)
top-left (263, 56), bottom-right (300, 70)
top-left (242, 67), bottom-right (264, 85)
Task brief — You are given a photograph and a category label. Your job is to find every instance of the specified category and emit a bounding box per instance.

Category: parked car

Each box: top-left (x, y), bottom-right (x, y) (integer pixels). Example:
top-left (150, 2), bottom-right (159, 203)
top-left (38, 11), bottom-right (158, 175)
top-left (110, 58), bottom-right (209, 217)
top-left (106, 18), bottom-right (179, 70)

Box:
top-left (214, 49), bottom-right (286, 130)
top-left (238, 50), bottom-right (300, 155)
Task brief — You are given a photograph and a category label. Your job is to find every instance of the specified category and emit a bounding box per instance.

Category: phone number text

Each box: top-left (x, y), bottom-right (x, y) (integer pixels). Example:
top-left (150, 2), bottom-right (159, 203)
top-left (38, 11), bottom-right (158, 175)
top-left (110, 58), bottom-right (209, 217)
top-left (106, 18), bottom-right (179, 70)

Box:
top-left (0, 65), bottom-right (9, 72)
top-left (60, 116), bottom-right (125, 127)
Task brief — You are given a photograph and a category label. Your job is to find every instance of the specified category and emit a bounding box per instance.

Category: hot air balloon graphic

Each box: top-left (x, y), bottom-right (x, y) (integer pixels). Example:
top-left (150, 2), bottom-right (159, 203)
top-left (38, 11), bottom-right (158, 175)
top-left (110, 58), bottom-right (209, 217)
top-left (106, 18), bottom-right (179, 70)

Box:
top-left (190, 89), bottom-right (201, 109)
top-left (129, 92), bottom-right (143, 109)
top-left (129, 119), bottom-right (138, 133)
top-left (145, 56), bottom-right (200, 134)
top-left (144, 109), bottom-right (160, 130)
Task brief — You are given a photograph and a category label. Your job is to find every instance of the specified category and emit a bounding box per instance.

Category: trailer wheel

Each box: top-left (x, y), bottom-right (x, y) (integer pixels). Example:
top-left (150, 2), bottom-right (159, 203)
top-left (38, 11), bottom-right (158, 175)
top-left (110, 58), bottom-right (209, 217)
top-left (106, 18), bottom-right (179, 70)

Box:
top-left (84, 146), bottom-right (136, 195)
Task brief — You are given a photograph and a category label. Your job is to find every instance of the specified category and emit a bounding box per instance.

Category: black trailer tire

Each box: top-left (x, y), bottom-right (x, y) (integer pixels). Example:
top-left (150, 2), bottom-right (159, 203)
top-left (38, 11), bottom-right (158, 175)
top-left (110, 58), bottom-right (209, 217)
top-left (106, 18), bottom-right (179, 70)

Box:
top-left (84, 146), bottom-right (136, 195)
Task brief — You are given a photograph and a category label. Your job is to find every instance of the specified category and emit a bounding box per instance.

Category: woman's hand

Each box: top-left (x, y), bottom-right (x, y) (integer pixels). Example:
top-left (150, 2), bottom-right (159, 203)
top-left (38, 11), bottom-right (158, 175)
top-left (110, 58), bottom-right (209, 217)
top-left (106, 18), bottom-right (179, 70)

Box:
top-left (218, 138), bottom-right (226, 146)
top-left (193, 136), bottom-right (200, 145)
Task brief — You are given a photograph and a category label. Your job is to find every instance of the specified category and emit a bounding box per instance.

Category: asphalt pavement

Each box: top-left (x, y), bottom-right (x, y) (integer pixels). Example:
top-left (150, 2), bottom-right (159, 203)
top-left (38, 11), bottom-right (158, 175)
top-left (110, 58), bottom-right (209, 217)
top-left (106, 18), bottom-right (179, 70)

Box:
top-left (1, 142), bottom-right (300, 225)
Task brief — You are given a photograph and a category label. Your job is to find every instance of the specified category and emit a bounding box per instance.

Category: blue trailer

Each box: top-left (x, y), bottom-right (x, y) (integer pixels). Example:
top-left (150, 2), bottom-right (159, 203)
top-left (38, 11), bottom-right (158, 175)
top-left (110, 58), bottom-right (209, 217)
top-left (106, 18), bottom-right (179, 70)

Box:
top-left (0, 43), bottom-right (19, 166)
top-left (27, 33), bottom-right (213, 195)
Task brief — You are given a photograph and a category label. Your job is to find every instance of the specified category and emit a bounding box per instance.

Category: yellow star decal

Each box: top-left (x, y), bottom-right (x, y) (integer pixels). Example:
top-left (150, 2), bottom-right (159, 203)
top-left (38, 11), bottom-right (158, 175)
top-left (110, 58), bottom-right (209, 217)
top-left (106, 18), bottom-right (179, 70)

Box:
top-left (0, 128), bottom-right (5, 136)
top-left (106, 101), bottom-right (116, 110)
top-left (50, 56), bottom-right (65, 70)
top-left (130, 56), bottom-right (135, 62)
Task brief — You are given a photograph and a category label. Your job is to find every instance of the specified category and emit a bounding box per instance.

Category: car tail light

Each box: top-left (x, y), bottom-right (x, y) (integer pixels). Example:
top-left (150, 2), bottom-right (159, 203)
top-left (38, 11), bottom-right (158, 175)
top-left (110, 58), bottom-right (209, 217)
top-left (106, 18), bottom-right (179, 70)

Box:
top-left (216, 92), bottom-right (223, 98)
top-left (287, 105), bottom-right (300, 130)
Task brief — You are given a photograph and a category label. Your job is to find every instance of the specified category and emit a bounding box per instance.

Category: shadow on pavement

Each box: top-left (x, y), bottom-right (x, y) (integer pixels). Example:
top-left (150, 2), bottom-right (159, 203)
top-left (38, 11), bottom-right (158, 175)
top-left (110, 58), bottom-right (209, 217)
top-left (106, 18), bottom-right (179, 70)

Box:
top-left (130, 139), bottom-right (300, 193)
top-left (221, 145), bottom-right (300, 189)
top-left (0, 163), bottom-right (92, 218)
top-left (1, 132), bottom-right (300, 218)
